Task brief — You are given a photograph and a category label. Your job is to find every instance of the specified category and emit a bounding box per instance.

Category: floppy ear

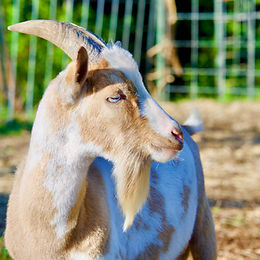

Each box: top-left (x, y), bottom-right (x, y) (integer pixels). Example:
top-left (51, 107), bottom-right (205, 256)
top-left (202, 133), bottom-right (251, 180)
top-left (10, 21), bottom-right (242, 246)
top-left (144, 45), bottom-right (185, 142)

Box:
top-left (64, 46), bottom-right (88, 102)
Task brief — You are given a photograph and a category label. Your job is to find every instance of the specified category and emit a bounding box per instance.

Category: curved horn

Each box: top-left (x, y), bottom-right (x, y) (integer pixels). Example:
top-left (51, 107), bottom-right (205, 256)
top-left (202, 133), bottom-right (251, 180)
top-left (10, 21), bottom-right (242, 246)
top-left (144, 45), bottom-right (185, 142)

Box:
top-left (8, 20), bottom-right (107, 62)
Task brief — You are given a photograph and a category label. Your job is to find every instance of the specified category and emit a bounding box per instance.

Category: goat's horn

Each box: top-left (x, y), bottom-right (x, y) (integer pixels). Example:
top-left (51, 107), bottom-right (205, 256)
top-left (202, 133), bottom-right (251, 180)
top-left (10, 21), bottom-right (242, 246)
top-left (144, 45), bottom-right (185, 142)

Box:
top-left (8, 20), bottom-right (106, 62)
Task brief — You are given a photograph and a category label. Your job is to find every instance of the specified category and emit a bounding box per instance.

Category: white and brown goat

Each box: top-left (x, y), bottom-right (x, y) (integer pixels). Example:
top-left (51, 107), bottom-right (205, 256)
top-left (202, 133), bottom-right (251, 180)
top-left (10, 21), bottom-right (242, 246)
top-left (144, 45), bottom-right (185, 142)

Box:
top-left (5, 20), bottom-right (216, 259)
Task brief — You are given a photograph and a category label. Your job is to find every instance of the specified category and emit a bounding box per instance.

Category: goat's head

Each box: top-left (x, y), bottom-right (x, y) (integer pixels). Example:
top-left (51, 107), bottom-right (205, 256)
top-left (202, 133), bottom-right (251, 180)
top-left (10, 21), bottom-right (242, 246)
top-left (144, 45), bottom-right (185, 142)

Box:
top-left (9, 20), bottom-right (183, 230)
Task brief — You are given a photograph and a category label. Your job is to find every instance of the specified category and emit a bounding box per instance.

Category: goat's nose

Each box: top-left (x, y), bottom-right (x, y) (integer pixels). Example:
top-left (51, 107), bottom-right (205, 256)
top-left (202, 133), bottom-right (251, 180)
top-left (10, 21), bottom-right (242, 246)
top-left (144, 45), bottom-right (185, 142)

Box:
top-left (171, 127), bottom-right (183, 144)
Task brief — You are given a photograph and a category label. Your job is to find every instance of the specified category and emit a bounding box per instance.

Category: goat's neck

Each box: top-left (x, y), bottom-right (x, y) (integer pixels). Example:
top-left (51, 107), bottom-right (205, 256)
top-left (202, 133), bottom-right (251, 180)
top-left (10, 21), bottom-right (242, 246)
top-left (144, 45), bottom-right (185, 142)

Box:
top-left (22, 112), bottom-right (97, 239)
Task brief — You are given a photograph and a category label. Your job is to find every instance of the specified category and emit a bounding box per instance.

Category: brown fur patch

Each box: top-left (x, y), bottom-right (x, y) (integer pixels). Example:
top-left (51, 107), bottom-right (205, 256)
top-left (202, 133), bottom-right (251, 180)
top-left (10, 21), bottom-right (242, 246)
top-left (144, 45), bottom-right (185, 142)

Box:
top-left (66, 179), bottom-right (87, 232)
top-left (181, 184), bottom-right (191, 219)
top-left (136, 244), bottom-right (161, 260)
top-left (134, 215), bottom-right (150, 231)
top-left (149, 186), bottom-right (176, 252)
top-left (66, 165), bottom-right (110, 258)
top-left (135, 185), bottom-right (176, 258)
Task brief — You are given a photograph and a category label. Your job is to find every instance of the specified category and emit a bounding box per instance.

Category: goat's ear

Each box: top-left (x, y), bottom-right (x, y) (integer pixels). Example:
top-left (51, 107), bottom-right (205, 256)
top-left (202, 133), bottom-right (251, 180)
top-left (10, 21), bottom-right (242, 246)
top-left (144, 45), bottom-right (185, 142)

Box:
top-left (65, 46), bottom-right (88, 88)
top-left (75, 46), bottom-right (88, 86)
top-left (63, 46), bottom-right (88, 103)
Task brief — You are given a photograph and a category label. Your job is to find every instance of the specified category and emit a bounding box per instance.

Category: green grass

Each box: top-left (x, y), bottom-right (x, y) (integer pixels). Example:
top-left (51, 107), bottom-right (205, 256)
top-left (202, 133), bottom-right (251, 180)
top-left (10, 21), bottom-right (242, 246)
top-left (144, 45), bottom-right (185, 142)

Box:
top-left (0, 237), bottom-right (10, 260)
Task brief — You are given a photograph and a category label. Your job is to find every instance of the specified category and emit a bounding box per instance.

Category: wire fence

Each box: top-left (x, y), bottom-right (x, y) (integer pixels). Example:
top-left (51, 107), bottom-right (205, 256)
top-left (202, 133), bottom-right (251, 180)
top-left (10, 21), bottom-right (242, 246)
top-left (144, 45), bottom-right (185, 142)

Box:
top-left (169, 0), bottom-right (260, 100)
top-left (0, 0), bottom-right (259, 121)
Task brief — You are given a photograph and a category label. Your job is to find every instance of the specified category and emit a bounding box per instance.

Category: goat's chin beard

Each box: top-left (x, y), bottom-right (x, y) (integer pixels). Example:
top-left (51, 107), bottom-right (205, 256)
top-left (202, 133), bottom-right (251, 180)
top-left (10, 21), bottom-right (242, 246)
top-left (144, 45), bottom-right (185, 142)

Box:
top-left (112, 155), bottom-right (152, 231)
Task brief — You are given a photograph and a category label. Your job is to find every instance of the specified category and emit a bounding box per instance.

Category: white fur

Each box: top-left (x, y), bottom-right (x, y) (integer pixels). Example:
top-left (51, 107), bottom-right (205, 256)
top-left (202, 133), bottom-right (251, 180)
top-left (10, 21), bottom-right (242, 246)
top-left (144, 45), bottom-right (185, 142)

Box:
top-left (143, 98), bottom-right (180, 140)
top-left (70, 252), bottom-right (92, 260)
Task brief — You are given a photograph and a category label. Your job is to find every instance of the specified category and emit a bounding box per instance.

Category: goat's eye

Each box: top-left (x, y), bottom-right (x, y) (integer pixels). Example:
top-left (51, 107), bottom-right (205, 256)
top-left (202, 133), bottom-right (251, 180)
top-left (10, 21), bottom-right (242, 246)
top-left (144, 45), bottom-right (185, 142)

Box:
top-left (107, 94), bottom-right (125, 103)
top-left (107, 96), bottom-right (121, 103)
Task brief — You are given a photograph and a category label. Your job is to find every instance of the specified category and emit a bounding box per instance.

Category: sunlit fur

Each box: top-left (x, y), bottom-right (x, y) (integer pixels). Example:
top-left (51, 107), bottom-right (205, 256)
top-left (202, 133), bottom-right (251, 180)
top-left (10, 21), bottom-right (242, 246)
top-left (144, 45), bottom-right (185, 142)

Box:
top-left (5, 41), bottom-right (216, 259)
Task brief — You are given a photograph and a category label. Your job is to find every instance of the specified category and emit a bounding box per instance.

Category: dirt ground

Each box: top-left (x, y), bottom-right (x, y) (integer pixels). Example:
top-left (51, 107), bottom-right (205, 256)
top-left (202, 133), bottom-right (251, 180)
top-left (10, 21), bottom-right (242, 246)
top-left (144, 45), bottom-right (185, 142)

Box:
top-left (0, 99), bottom-right (259, 259)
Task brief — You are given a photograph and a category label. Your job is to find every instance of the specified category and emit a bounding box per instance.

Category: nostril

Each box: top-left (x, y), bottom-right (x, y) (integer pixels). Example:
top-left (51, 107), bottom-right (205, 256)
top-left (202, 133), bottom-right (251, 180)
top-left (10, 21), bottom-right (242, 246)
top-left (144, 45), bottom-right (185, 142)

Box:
top-left (171, 130), bottom-right (183, 144)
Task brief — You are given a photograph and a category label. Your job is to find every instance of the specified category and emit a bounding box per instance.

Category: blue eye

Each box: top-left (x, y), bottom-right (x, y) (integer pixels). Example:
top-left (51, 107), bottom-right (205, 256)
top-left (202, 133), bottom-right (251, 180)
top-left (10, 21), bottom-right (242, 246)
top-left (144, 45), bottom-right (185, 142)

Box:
top-left (107, 95), bottom-right (121, 103)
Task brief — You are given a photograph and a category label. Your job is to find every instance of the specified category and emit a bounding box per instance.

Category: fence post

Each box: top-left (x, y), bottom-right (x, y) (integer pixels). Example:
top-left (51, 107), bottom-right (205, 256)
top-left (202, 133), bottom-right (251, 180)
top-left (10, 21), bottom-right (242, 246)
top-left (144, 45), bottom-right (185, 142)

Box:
top-left (247, 0), bottom-right (256, 99)
top-left (145, 0), bottom-right (156, 74)
top-left (81, 0), bottom-right (90, 29)
top-left (122, 0), bottom-right (133, 50)
top-left (0, 2), bottom-right (8, 108)
top-left (134, 0), bottom-right (146, 67)
top-left (190, 0), bottom-right (199, 99)
top-left (95, 0), bottom-right (105, 37)
top-left (109, 0), bottom-right (119, 41)
top-left (214, 0), bottom-right (226, 100)
top-left (8, 0), bottom-right (20, 120)
top-left (44, 0), bottom-right (57, 89)
top-left (155, 0), bottom-right (166, 100)
top-left (62, 0), bottom-right (75, 67)
top-left (25, 0), bottom-right (39, 118)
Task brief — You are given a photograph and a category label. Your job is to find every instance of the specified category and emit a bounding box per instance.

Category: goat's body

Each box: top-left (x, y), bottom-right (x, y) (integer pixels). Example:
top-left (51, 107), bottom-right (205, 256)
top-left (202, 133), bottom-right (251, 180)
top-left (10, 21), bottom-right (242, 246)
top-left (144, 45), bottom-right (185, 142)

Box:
top-left (5, 129), bottom-right (215, 260)
top-left (5, 20), bottom-right (216, 259)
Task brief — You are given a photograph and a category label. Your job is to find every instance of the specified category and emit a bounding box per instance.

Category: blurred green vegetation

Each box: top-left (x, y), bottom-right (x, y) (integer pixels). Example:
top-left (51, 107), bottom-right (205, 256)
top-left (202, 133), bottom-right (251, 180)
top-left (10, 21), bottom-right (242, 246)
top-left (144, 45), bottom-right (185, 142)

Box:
top-left (0, 237), bottom-right (10, 260)
top-left (0, 0), bottom-right (260, 114)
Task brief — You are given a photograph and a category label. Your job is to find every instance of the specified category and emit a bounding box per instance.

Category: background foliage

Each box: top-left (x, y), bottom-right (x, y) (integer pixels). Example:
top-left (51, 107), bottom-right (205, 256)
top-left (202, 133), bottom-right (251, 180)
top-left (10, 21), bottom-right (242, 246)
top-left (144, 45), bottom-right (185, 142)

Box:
top-left (0, 0), bottom-right (259, 118)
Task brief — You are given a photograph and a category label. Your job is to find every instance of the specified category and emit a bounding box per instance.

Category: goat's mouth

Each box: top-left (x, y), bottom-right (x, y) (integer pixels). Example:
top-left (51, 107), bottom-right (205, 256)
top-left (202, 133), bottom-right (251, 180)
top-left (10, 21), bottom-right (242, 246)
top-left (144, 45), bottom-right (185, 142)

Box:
top-left (151, 136), bottom-right (183, 151)
top-left (151, 144), bottom-right (181, 152)
top-left (150, 142), bottom-right (183, 162)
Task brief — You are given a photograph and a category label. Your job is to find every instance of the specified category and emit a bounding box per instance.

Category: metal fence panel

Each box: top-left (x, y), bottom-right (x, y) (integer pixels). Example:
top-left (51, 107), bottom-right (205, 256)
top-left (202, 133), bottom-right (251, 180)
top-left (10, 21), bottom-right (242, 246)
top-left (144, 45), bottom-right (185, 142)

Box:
top-left (0, 0), bottom-right (259, 121)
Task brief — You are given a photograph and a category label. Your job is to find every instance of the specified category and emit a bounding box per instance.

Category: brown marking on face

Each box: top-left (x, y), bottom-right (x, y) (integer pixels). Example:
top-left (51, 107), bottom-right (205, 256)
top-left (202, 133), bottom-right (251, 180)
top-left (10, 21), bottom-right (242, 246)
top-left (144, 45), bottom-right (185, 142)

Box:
top-left (77, 60), bottom-right (180, 163)
top-left (89, 57), bottom-right (109, 71)
top-left (66, 164), bottom-right (110, 258)
top-left (180, 184), bottom-right (191, 219)
top-left (75, 67), bottom-right (158, 228)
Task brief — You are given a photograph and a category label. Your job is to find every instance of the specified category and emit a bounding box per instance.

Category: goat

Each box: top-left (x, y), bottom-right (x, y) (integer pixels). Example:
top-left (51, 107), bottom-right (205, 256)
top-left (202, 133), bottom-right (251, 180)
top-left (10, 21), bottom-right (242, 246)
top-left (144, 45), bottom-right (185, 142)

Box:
top-left (5, 20), bottom-right (216, 260)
